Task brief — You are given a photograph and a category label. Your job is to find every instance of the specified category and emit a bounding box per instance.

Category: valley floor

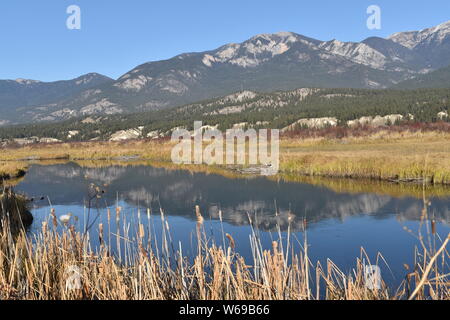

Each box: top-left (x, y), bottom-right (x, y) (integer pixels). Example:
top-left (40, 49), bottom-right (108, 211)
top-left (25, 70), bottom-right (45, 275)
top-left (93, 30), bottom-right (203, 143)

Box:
top-left (1, 129), bottom-right (450, 185)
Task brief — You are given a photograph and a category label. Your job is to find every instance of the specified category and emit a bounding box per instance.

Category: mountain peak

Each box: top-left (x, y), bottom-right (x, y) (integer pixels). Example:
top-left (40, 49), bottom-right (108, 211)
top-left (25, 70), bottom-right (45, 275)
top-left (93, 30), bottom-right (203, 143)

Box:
top-left (389, 20), bottom-right (450, 49)
top-left (249, 31), bottom-right (298, 41)
top-left (429, 20), bottom-right (450, 32)
top-left (74, 73), bottom-right (113, 84)
top-left (14, 78), bottom-right (41, 85)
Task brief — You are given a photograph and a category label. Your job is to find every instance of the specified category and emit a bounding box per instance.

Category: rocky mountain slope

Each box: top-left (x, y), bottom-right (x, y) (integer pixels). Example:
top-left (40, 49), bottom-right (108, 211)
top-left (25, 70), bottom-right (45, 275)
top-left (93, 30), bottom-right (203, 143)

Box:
top-left (389, 20), bottom-right (450, 69)
top-left (393, 65), bottom-right (450, 89)
top-left (1, 20), bottom-right (450, 125)
top-left (0, 73), bottom-right (114, 125)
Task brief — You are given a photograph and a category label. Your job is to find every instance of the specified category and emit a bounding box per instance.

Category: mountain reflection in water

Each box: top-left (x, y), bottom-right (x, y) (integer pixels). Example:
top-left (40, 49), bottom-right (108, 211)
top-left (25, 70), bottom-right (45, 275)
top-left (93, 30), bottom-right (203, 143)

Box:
top-left (16, 162), bottom-right (450, 232)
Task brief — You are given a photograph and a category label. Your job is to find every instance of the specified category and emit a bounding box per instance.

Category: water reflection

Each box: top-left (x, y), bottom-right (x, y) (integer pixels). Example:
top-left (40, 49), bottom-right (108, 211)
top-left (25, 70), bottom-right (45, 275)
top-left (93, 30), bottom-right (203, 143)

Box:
top-left (16, 162), bottom-right (450, 232)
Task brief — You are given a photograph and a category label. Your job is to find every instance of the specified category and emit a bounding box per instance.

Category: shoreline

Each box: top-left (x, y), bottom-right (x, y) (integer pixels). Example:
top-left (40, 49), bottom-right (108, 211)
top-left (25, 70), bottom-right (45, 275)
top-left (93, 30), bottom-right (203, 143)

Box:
top-left (3, 156), bottom-right (450, 186)
top-left (0, 130), bottom-right (449, 186)
top-left (3, 158), bottom-right (450, 202)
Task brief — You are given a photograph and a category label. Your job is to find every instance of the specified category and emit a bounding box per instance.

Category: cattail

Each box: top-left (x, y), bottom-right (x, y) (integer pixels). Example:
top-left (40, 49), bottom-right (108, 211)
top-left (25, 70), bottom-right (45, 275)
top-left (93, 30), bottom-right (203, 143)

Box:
top-left (272, 241), bottom-right (278, 254)
top-left (69, 225), bottom-right (76, 239)
top-left (51, 208), bottom-right (57, 228)
top-left (226, 233), bottom-right (235, 250)
top-left (139, 223), bottom-right (145, 240)
top-left (42, 221), bottom-right (48, 234)
top-left (98, 223), bottom-right (104, 244)
top-left (195, 205), bottom-right (204, 224)
top-left (116, 206), bottom-right (121, 222)
top-left (431, 219), bottom-right (436, 235)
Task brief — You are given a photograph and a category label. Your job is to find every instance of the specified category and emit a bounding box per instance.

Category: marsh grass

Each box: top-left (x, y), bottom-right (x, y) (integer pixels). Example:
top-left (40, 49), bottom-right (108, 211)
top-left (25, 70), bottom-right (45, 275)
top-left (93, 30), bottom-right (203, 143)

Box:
top-left (1, 129), bottom-right (450, 185)
top-left (0, 191), bottom-right (449, 300)
top-left (280, 131), bottom-right (450, 185)
top-left (0, 162), bottom-right (27, 180)
top-left (0, 127), bottom-right (450, 184)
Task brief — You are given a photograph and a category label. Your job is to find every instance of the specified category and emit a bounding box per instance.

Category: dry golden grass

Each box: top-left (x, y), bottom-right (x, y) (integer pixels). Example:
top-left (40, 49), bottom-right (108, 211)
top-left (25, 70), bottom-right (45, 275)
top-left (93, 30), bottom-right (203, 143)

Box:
top-left (0, 130), bottom-right (449, 185)
top-left (281, 131), bottom-right (450, 184)
top-left (0, 196), bottom-right (448, 300)
top-left (0, 140), bottom-right (173, 162)
top-left (0, 162), bottom-right (27, 180)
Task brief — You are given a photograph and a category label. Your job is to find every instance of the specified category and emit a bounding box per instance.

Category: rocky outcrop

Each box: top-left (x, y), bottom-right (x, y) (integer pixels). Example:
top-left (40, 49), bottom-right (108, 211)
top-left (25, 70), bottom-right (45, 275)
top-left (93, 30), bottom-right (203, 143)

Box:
top-left (282, 117), bottom-right (338, 131)
top-left (438, 111), bottom-right (449, 119)
top-left (40, 138), bottom-right (62, 144)
top-left (109, 127), bottom-right (144, 141)
top-left (347, 114), bottom-right (404, 127)
top-left (67, 131), bottom-right (80, 139)
top-left (283, 114), bottom-right (410, 131)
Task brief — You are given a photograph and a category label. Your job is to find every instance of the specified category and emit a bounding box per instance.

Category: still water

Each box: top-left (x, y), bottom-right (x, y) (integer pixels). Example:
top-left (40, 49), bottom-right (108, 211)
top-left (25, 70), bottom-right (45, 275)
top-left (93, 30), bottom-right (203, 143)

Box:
top-left (15, 162), bottom-right (450, 288)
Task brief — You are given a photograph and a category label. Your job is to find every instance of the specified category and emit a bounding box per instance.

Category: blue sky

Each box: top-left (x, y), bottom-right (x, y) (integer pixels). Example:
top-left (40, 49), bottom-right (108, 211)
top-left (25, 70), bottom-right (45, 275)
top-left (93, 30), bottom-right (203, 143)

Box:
top-left (1, 0), bottom-right (449, 81)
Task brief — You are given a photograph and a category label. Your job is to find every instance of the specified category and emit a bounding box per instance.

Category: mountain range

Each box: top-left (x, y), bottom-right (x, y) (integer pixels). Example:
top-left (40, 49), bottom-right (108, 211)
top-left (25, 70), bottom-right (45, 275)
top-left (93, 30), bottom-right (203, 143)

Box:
top-left (1, 20), bottom-right (450, 126)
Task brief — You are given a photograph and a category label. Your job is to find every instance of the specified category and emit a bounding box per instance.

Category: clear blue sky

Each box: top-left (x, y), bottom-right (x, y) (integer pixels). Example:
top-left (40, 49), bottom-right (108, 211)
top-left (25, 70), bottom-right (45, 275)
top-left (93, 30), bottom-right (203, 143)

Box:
top-left (1, 0), bottom-right (449, 81)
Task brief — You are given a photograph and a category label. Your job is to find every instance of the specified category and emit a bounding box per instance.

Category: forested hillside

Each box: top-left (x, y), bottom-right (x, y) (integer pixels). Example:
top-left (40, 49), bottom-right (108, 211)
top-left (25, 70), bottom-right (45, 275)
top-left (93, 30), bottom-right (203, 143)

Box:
top-left (393, 65), bottom-right (450, 89)
top-left (0, 87), bottom-right (448, 143)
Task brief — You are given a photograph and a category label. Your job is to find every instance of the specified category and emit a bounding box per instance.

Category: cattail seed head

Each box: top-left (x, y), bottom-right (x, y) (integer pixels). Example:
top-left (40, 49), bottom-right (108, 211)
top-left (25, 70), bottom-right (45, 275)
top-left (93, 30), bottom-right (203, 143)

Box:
top-left (226, 233), bottom-right (235, 250)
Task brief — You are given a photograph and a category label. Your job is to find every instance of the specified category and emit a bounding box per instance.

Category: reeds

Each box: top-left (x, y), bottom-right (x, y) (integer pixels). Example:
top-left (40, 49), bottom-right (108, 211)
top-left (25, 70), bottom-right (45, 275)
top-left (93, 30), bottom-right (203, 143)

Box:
top-left (0, 200), bottom-right (448, 300)
top-left (0, 187), bottom-right (33, 234)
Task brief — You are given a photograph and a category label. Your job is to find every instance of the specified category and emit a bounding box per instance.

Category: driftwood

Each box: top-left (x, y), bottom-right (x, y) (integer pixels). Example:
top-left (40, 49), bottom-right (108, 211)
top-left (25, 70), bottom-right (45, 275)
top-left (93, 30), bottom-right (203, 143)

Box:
top-left (388, 177), bottom-right (433, 184)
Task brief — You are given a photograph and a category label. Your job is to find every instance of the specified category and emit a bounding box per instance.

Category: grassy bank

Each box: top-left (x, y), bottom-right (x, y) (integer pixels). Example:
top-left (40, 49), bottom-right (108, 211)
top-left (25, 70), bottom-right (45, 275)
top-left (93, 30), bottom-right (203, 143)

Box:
top-left (281, 131), bottom-right (450, 184)
top-left (0, 162), bottom-right (27, 181)
top-left (0, 201), bottom-right (448, 300)
top-left (0, 129), bottom-right (449, 184)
